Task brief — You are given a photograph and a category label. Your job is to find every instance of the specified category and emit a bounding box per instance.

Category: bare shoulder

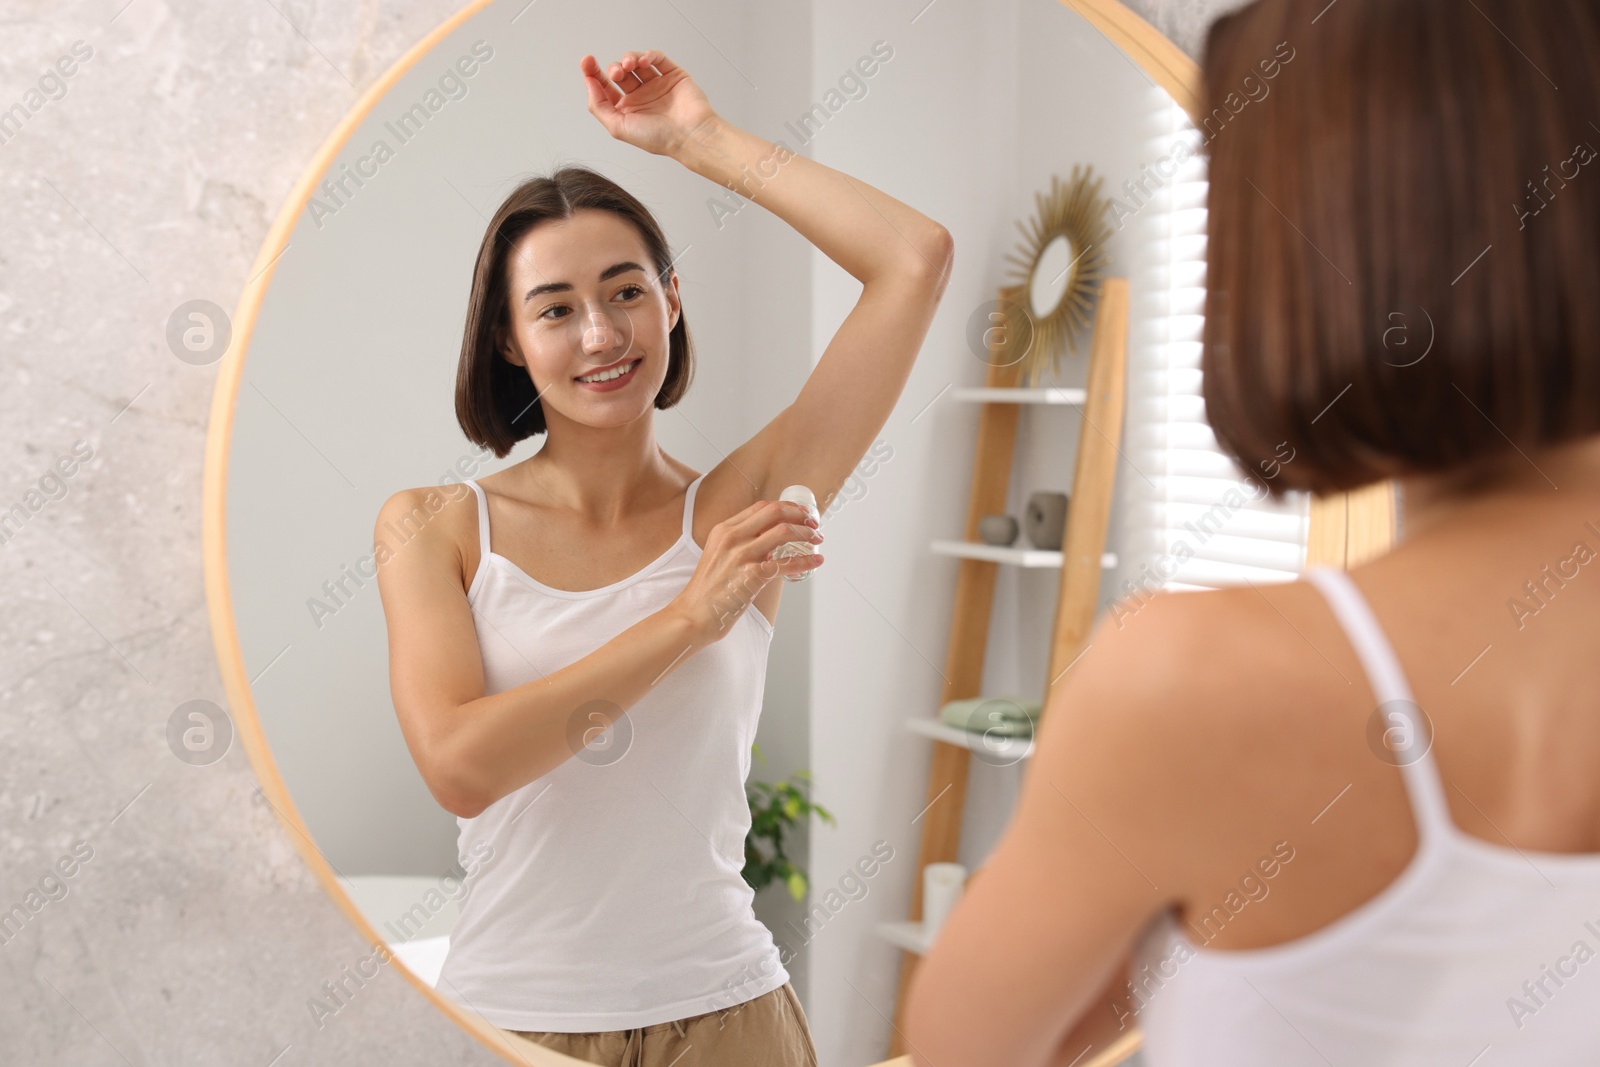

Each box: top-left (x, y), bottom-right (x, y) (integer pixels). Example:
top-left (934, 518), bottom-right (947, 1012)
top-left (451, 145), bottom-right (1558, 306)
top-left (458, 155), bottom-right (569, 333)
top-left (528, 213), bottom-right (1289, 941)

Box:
top-left (373, 481), bottom-right (480, 594)
top-left (1113, 576), bottom-right (1341, 698)
top-left (1065, 583), bottom-right (1279, 714)
top-left (1096, 578), bottom-right (1350, 759)
top-left (1030, 579), bottom-right (1353, 885)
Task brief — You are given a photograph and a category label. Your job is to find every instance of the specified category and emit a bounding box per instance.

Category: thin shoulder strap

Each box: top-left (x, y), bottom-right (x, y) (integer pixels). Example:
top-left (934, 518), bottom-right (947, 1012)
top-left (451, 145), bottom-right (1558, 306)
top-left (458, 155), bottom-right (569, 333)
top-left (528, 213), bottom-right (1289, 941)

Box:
top-left (682, 473), bottom-right (705, 542)
top-left (464, 479), bottom-right (491, 561)
top-left (1304, 565), bottom-right (1455, 840)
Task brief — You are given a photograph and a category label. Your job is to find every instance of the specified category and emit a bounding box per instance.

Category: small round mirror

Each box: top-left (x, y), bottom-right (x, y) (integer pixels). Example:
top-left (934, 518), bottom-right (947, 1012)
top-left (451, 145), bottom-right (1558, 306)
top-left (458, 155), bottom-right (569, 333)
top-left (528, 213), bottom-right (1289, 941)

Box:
top-left (1029, 234), bottom-right (1077, 320)
top-left (1002, 167), bottom-right (1112, 385)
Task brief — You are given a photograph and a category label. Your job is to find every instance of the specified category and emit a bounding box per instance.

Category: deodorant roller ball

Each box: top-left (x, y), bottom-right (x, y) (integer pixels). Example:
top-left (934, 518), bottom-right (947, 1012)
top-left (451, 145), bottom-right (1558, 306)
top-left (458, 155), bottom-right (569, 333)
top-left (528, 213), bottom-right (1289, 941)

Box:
top-left (774, 485), bottom-right (821, 583)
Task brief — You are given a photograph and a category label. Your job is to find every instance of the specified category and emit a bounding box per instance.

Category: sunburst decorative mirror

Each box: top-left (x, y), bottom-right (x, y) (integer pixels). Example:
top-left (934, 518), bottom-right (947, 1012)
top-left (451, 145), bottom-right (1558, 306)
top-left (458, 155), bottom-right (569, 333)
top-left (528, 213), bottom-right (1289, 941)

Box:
top-left (998, 165), bottom-right (1114, 386)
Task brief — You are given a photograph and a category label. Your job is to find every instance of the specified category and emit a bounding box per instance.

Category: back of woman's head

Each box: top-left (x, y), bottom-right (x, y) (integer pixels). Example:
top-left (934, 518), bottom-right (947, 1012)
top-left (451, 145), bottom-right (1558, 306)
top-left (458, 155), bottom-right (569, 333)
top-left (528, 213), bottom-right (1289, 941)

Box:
top-left (455, 165), bottom-right (694, 458)
top-left (1200, 0), bottom-right (1600, 501)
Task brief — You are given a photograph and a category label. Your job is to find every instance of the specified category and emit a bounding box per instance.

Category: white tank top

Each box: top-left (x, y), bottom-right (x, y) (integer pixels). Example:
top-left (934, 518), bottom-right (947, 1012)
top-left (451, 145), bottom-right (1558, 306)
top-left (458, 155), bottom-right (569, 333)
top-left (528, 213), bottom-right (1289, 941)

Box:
top-left (1132, 563), bottom-right (1600, 1065)
top-left (435, 473), bottom-right (789, 1032)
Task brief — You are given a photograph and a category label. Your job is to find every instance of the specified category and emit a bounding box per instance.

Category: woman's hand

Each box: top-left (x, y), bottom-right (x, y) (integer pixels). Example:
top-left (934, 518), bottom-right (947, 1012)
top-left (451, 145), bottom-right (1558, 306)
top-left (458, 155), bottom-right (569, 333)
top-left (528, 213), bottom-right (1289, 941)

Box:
top-left (668, 499), bottom-right (823, 647)
top-left (580, 50), bottom-right (720, 158)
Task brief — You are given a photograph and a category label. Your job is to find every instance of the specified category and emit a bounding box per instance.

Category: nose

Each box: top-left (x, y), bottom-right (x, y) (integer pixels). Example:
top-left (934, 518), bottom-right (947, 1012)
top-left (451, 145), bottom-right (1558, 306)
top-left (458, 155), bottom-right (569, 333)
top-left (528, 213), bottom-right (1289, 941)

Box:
top-left (582, 308), bottom-right (614, 352)
top-left (569, 297), bottom-right (634, 369)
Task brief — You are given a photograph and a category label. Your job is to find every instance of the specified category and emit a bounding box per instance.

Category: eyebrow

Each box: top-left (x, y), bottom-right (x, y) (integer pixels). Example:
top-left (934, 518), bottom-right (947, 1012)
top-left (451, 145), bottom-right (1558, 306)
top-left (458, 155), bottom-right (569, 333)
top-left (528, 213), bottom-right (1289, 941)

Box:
top-left (522, 261), bottom-right (649, 304)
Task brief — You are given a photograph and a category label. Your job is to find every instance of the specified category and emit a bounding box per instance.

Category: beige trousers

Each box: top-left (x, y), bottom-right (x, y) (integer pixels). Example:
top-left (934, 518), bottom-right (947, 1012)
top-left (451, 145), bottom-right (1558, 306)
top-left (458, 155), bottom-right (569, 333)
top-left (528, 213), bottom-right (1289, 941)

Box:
top-left (498, 981), bottom-right (818, 1067)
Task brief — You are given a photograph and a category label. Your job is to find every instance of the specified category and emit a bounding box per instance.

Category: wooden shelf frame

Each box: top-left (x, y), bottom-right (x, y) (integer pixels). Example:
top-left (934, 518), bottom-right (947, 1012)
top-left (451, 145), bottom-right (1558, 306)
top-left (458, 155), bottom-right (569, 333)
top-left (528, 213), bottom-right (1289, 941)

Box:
top-left (882, 279), bottom-right (1130, 1059)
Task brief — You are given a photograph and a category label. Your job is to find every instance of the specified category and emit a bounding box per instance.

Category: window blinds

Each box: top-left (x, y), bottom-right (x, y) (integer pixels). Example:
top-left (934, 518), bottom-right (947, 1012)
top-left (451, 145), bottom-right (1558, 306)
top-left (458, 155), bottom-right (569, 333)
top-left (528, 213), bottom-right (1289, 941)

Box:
top-left (1117, 95), bottom-right (1310, 597)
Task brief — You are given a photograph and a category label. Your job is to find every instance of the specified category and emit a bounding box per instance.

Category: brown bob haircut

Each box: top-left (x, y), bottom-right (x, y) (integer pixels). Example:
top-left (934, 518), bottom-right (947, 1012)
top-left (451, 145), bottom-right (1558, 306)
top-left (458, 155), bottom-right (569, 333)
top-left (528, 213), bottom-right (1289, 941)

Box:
top-left (1200, 0), bottom-right (1600, 502)
top-left (455, 166), bottom-right (694, 458)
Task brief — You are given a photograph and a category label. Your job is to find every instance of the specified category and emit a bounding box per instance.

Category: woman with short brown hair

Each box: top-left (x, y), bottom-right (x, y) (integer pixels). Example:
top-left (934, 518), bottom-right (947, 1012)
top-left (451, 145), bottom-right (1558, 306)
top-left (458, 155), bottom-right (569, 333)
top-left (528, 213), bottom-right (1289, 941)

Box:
top-left (905, 2), bottom-right (1600, 1064)
top-left (376, 47), bottom-right (951, 1066)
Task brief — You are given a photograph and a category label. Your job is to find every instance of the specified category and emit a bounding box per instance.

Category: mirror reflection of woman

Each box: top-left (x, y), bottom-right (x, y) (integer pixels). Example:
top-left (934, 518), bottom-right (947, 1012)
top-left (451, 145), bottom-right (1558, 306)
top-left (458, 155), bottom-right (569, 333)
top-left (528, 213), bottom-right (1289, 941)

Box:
top-left (374, 48), bottom-right (951, 1066)
top-left (904, 1), bottom-right (1600, 1065)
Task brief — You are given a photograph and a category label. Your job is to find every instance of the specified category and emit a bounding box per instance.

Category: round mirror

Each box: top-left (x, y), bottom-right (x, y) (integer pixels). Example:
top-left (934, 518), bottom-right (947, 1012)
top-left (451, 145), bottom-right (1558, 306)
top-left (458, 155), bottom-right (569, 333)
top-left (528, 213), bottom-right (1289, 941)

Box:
top-left (1029, 233), bottom-right (1078, 319)
top-left (1002, 165), bottom-right (1113, 386)
top-left (201, 1), bottom-right (1348, 1065)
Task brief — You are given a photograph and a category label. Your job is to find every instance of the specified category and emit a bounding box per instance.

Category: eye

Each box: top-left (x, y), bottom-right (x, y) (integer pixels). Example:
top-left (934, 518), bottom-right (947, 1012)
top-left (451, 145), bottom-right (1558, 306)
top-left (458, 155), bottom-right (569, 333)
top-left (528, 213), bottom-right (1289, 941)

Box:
top-left (538, 285), bottom-right (645, 322)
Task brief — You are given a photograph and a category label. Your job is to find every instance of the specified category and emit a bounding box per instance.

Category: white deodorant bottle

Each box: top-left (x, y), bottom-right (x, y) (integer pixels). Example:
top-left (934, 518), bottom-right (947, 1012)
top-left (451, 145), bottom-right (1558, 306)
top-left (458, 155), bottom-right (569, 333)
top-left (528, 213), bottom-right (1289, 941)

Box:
top-left (774, 485), bottom-right (821, 583)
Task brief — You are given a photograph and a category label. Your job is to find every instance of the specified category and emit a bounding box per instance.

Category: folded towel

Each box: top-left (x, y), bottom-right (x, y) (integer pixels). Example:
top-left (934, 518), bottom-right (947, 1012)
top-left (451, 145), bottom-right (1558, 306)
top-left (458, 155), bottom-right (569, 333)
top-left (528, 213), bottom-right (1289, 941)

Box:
top-left (940, 695), bottom-right (1042, 737)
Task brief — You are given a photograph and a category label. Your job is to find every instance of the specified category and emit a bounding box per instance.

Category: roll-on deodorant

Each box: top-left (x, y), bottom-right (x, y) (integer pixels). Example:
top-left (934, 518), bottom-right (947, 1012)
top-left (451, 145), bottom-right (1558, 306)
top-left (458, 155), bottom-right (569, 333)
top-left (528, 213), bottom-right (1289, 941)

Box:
top-left (774, 485), bottom-right (821, 583)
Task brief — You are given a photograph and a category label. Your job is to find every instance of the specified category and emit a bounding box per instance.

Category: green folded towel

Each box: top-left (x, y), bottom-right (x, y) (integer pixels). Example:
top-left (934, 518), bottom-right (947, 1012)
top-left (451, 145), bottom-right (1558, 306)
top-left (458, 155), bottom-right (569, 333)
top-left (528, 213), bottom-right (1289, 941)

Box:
top-left (940, 695), bottom-right (1042, 737)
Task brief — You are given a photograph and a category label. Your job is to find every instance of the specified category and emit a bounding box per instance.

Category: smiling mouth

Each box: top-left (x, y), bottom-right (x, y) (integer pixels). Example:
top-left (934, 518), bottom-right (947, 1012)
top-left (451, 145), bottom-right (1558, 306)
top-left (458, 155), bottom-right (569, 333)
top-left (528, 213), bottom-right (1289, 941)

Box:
top-left (575, 358), bottom-right (641, 384)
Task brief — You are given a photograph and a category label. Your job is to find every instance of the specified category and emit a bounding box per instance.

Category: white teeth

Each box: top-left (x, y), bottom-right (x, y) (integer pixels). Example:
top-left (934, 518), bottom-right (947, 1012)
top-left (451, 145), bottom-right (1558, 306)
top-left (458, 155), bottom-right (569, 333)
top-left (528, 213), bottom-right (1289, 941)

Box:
top-left (577, 359), bottom-right (638, 384)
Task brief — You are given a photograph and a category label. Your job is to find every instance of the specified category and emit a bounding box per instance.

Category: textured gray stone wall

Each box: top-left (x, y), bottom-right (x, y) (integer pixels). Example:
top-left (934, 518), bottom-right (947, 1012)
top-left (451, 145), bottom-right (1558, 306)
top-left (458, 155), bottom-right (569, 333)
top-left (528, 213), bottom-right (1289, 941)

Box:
top-left (0, 1), bottom-right (1229, 1062)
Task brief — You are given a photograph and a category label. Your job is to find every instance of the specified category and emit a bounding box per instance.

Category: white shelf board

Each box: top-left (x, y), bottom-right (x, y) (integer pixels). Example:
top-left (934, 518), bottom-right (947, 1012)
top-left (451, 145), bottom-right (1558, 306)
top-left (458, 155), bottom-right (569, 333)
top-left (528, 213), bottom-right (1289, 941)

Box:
top-left (875, 919), bottom-right (936, 956)
top-left (948, 386), bottom-right (1087, 404)
top-left (929, 540), bottom-right (1117, 570)
top-left (904, 716), bottom-right (1035, 761)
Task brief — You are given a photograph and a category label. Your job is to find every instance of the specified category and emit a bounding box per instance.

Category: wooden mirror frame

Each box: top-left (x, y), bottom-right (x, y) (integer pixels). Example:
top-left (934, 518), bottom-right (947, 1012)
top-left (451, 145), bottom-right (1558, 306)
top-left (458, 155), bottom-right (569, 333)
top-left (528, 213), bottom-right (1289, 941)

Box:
top-left (200, 1), bottom-right (1395, 1065)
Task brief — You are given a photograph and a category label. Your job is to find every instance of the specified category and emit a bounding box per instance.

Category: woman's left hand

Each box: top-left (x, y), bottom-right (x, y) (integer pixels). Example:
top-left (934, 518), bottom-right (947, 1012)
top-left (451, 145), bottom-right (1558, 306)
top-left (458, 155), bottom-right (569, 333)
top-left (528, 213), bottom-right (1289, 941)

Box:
top-left (580, 50), bottom-right (719, 158)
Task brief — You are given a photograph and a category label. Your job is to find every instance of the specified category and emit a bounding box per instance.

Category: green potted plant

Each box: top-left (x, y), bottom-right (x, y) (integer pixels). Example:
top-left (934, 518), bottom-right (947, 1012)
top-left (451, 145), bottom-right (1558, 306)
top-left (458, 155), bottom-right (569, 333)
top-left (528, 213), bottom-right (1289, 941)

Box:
top-left (742, 742), bottom-right (835, 901)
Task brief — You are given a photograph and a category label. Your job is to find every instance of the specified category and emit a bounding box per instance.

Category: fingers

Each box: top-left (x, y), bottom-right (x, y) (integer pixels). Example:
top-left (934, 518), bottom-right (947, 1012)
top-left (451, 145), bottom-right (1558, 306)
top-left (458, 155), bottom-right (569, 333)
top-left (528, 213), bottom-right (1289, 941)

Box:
top-left (721, 499), bottom-right (817, 548)
top-left (761, 551), bottom-right (824, 582)
top-left (579, 54), bottom-right (623, 114)
top-left (725, 497), bottom-right (814, 527)
top-left (747, 542), bottom-right (823, 584)
top-left (773, 546), bottom-right (825, 576)
top-left (640, 50), bottom-right (680, 76)
top-left (755, 519), bottom-right (822, 558)
top-left (607, 51), bottom-right (661, 92)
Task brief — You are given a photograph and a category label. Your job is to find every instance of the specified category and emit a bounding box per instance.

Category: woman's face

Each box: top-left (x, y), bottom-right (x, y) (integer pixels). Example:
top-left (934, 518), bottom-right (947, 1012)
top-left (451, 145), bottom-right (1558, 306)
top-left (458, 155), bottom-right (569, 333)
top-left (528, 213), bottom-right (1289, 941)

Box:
top-left (496, 208), bottom-right (680, 428)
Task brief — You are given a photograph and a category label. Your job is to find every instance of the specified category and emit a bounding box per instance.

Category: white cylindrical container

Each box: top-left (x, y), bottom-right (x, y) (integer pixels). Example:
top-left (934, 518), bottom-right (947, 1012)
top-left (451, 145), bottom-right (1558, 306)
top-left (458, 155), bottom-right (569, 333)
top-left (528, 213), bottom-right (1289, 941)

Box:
top-left (773, 485), bottom-right (821, 583)
top-left (922, 862), bottom-right (967, 938)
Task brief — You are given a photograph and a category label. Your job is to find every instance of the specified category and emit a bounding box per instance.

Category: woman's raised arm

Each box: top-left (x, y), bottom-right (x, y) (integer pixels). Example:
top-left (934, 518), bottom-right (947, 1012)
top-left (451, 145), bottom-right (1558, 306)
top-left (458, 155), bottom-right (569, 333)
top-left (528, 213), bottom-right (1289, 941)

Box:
top-left (584, 49), bottom-right (954, 512)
